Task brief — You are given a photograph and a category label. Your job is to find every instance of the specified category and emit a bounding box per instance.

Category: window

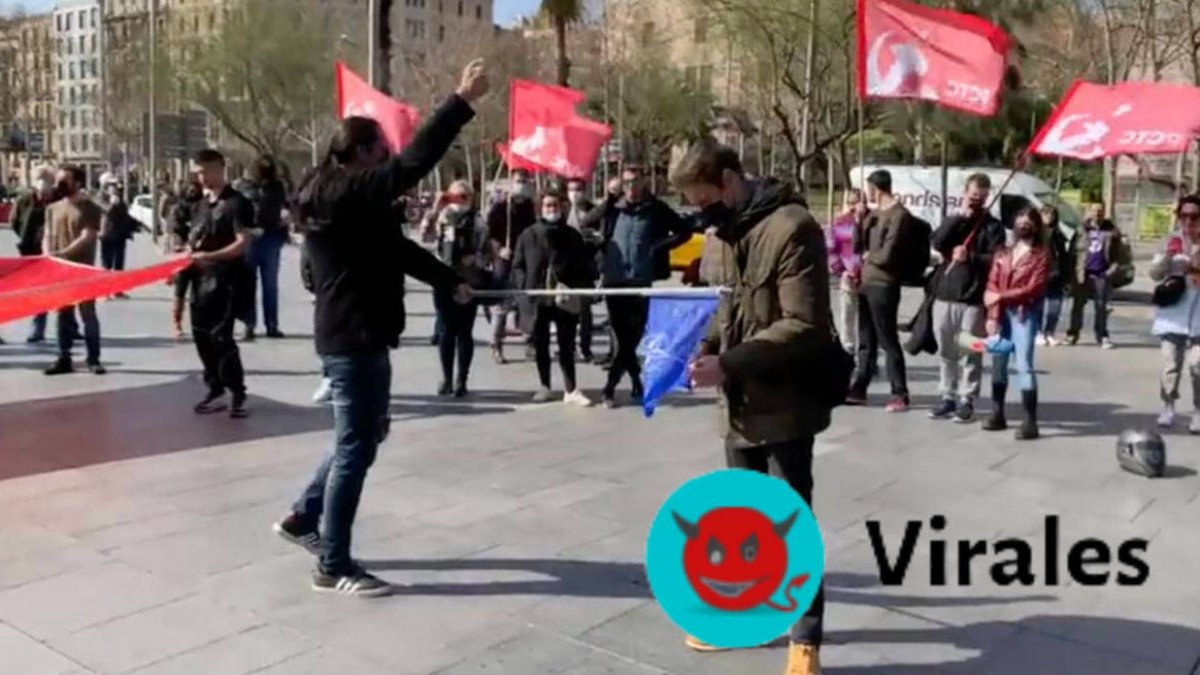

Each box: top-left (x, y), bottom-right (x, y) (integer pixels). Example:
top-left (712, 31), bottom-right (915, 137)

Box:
top-left (57, 63), bottom-right (63, 80)
top-left (70, 110), bottom-right (77, 128)
top-left (193, 14), bottom-right (200, 32)
top-left (79, 10), bottom-right (86, 30)
top-left (67, 38), bottom-right (73, 55)
top-left (69, 62), bottom-right (76, 79)
top-left (438, 24), bottom-right (444, 42)
top-left (60, 111), bottom-right (67, 128)
top-left (405, 19), bottom-right (425, 38)
top-left (457, 1), bottom-right (462, 16)
top-left (90, 34), bottom-right (96, 53)
top-left (82, 133), bottom-right (89, 152)
top-left (92, 59), bottom-right (98, 77)
top-left (94, 133), bottom-right (102, 151)
top-left (475, 4), bottom-right (481, 19)
top-left (65, 13), bottom-right (72, 31)
top-left (70, 87), bottom-right (76, 105)
top-left (693, 16), bottom-right (708, 43)
top-left (438, 0), bottom-right (443, 11)
top-left (56, 15), bottom-right (62, 31)
top-left (641, 21), bottom-right (655, 45)
top-left (91, 8), bottom-right (98, 27)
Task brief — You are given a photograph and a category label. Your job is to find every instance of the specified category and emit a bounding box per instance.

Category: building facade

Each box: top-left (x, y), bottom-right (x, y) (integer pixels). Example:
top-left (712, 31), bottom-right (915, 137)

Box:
top-left (0, 13), bottom-right (57, 186)
top-left (55, 0), bottom-right (104, 174)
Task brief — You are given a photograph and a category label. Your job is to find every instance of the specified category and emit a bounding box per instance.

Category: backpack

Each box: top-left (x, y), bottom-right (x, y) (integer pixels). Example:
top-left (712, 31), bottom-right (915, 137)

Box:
top-left (898, 214), bottom-right (933, 287)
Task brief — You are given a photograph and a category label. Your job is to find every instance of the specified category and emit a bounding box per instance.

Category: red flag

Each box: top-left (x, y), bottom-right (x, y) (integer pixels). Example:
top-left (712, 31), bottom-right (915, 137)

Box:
top-left (1029, 80), bottom-right (1200, 160)
top-left (857, 0), bottom-right (1012, 116)
top-left (495, 143), bottom-right (545, 174)
top-left (335, 61), bottom-right (421, 152)
top-left (0, 256), bottom-right (191, 325)
top-left (506, 79), bottom-right (612, 180)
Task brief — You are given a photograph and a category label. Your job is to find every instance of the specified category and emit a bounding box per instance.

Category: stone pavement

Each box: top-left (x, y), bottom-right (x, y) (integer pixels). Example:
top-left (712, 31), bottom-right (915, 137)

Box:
top-left (0, 237), bottom-right (1197, 675)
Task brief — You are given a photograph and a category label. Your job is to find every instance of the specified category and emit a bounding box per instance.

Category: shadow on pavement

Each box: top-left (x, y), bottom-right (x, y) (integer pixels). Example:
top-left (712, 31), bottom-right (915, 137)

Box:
top-left (907, 395), bottom-right (1166, 440)
top-left (0, 378), bottom-right (327, 481)
top-left (827, 616), bottom-right (1200, 673)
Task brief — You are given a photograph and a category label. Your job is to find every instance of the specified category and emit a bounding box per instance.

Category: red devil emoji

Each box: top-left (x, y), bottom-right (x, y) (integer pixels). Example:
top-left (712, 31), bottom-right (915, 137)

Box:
top-left (673, 507), bottom-right (810, 612)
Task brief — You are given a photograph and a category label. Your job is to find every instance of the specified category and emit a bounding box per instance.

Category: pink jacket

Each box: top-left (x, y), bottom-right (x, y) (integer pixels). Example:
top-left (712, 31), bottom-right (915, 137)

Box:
top-left (826, 214), bottom-right (861, 278)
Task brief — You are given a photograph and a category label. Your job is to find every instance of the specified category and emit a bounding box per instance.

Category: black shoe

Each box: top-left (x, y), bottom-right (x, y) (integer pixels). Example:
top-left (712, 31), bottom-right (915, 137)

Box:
top-left (86, 362), bottom-right (107, 376)
top-left (194, 391), bottom-right (228, 414)
top-left (273, 513), bottom-right (320, 555)
top-left (437, 380), bottom-right (453, 396)
top-left (630, 384), bottom-right (645, 404)
top-left (594, 354), bottom-right (613, 368)
top-left (454, 383), bottom-right (469, 399)
top-left (44, 359), bottom-right (73, 376)
top-left (1016, 390), bottom-right (1039, 440)
top-left (1066, 333), bottom-right (1079, 346)
top-left (26, 334), bottom-right (44, 344)
top-left (579, 352), bottom-right (594, 364)
top-left (265, 329), bottom-right (286, 339)
top-left (928, 399), bottom-right (956, 420)
top-left (429, 334), bottom-right (440, 346)
top-left (981, 413), bottom-right (1007, 431)
top-left (312, 565), bottom-right (392, 598)
top-left (243, 329), bottom-right (257, 343)
top-left (601, 395), bottom-right (618, 409)
top-left (1016, 420), bottom-right (1040, 440)
top-left (953, 401), bottom-right (975, 424)
top-left (230, 394), bottom-right (248, 419)
top-left (844, 388), bottom-right (868, 406)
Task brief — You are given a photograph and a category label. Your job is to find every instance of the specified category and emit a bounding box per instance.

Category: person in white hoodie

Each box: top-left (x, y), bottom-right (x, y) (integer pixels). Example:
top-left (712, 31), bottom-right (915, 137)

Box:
top-left (1148, 194), bottom-right (1200, 434)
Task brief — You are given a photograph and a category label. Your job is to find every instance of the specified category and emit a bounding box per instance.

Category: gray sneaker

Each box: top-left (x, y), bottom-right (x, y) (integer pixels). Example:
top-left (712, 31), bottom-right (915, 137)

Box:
top-left (532, 387), bottom-right (554, 403)
top-left (953, 401), bottom-right (975, 424)
top-left (312, 565), bottom-right (391, 598)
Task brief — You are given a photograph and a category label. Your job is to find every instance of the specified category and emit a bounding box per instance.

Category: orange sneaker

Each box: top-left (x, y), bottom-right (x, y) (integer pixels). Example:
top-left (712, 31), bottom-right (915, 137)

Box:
top-left (783, 643), bottom-right (820, 675)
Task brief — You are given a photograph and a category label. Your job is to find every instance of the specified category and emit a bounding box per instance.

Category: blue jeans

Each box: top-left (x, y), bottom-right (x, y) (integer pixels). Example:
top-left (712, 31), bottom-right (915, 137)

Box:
top-left (1041, 286), bottom-right (1064, 336)
top-left (293, 350), bottom-right (392, 575)
top-left (246, 232), bottom-right (284, 332)
top-left (993, 304), bottom-right (1041, 393)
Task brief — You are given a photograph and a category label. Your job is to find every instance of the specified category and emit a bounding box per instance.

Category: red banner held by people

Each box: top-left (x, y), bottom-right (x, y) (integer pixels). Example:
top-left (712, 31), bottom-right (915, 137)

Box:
top-left (857, 0), bottom-right (1012, 117)
top-left (0, 257), bottom-right (191, 326)
top-left (506, 79), bottom-right (612, 180)
top-left (1028, 80), bottom-right (1200, 161)
top-left (335, 61), bottom-right (421, 152)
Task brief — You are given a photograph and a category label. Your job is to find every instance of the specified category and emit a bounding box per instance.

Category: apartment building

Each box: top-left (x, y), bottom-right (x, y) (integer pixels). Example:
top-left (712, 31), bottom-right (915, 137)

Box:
top-left (0, 13), bottom-right (56, 185)
top-left (55, 0), bottom-right (105, 174)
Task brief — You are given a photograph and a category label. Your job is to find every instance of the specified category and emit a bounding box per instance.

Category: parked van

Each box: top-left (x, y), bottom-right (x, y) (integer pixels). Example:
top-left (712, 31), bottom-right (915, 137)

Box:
top-left (849, 165), bottom-right (1082, 236)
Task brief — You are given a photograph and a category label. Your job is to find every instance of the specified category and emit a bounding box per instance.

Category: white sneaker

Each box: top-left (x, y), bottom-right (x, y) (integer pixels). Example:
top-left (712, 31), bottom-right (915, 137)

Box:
top-left (1157, 408), bottom-right (1175, 428)
top-left (1101, 338), bottom-right (1115, 350)
top-left (1046, 335), bottom-right (1062, 347)
top-left (312, 378), bottom-right (333, 404)
top-left (1190, 414), bottom-right (1200, 435)
top-left (563, 389), bottom-right (594, 407)
top-left (1037, 334), bottom-right (1049, 347)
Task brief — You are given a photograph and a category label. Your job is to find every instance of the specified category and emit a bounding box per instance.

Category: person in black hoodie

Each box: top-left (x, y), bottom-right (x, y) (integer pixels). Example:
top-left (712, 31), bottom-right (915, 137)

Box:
top-left (486, 169), bottom-right (537, 363)
top-left (513, 188), bottom-right (595, 406)
top-left (928, 173), bottom-right (1006, 424)
top-left (271, 60), bottom-right (486, 599)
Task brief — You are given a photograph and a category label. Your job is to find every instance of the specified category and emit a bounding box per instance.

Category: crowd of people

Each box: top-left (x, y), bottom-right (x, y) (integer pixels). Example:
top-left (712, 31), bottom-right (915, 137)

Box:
top-left (4, 55), bottom-right (1200, 675)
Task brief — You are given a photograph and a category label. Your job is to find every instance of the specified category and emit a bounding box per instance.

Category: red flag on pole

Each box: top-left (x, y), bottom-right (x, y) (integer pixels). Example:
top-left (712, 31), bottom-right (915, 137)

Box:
top-left (1029, 80), bottom-right (1200, 160)
top-left (856, 0), bottom-right (1012, 117)
top-left (335, 61), bottom-right (421, 152)
top-left (506, 79), bottom-right (612, 180)
top-left (0, 256), bottom-right (190, 326)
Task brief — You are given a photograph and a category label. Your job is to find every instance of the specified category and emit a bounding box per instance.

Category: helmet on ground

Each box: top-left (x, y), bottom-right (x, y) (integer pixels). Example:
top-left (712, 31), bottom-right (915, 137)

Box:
top-left (1116, 429), bottom-right (1167, 478)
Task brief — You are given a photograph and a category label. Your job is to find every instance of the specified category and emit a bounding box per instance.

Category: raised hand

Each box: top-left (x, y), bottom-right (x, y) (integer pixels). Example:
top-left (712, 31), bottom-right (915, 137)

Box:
top-left (456, 59), bottom-right (489, 104)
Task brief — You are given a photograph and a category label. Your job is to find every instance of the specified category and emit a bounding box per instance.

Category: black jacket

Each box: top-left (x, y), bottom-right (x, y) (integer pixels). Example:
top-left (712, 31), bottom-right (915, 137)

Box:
top-left (485, 195), bottom-right (537, 248)
top-left (930, 211), bottom-right (1006, 305)
top-left (236, 178), bottom-right (287, 236)
top-left (12, 193), bottom-right (48, 256)
top-left (300, 95), bottom-right (472, 356)
top-left (511, 218), bottom-right (592, 295)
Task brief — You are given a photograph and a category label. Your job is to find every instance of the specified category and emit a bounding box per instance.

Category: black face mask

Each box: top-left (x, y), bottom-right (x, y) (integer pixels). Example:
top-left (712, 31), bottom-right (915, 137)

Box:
top-left (700, 200), bottom-right (735, 230)
top-left (1015, 225), bottom-right (1035, 241)
top-left (55, 181), bottom-right (72, 199)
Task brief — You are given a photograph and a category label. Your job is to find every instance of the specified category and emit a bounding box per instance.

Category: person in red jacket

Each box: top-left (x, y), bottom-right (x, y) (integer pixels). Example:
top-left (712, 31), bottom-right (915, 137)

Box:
top-left (983, 206), bottom-right (1051, 440)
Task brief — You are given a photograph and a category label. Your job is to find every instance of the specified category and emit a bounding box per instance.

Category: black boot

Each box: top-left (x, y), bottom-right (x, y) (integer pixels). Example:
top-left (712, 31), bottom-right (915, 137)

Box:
top-left (981, 383), bottom-right (1008, 431)
top-left (1016, 390), bottom-right (1039, 440)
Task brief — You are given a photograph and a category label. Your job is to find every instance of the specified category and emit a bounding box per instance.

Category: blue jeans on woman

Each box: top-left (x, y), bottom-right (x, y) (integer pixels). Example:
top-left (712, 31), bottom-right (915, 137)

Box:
top-left (246, 230), bottom-right (285, 334)
top-left (292, 349), bottom-right (392, 575)
top-left (993, 304), bottom-right (1042, 393)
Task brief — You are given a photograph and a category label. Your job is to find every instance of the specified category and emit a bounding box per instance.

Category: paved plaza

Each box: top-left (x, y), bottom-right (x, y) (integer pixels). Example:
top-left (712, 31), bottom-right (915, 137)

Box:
top-left (0, 237), bottom-right (1197, 675)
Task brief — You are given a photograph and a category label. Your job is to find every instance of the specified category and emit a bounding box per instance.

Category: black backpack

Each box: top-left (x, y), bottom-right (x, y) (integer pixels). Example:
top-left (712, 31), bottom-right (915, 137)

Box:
top-left (898, 214), bottom-right (933, 287)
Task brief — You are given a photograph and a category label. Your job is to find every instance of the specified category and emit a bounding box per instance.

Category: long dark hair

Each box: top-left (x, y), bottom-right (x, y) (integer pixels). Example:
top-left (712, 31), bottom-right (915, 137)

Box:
top-left (1013, 205), bottom-right (1047, 247)
top-left (295, 117), bottom-right (385, 230)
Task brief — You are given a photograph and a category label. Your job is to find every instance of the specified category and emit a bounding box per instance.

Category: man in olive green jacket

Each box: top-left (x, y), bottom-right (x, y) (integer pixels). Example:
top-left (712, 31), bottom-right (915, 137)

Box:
top-left (674, 137), bottom-right (832, 675)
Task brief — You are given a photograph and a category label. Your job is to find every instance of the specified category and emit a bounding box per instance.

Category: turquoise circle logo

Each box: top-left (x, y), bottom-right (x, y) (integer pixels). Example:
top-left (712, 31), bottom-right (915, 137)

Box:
top-left (644, 469), bottom-right (825, 649)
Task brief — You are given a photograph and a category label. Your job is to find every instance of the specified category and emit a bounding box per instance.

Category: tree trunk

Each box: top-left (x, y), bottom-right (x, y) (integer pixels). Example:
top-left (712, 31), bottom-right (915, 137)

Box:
top-left (555, 16), bottom-right (569, 87)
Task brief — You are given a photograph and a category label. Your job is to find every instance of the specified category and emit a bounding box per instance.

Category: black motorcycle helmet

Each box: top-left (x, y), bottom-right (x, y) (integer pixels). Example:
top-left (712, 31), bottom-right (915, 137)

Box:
top-left (1116, 429), bottom-right (1167, 478)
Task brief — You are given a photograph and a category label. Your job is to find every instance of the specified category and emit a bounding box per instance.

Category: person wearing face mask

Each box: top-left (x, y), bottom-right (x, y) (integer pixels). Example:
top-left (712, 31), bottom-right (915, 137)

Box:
top-left (11, 169), bottom-right (57, 343)
top-left (168, 176), bottom-right (204, 339)
top-left (587, 165), bottom-right (692, 408)
top-left (926, 173), bottom-right (1006, 424)
top-left (42, 165), bottom-right (106, 375)
top-left (1037, 205), bottom-right (1075, 347)
top-left (512, 189), bottom-right (594, 406)
top-left (982, 206), bottom-right (1050, 440)
top-left (271, 61), bottom-right (484, 599)
top-left (99, 185), bottom-right (138, 300)
top-left (1148, 195), bottom-right (1200, 434)
top-left (566, 177), bottom-right (601, 363)
top-left (485, 168), bottom-right (538, 364)
top-left (676, 137), bottom-right (832, 675)
top-left (433, 180), bottom-right (491, 397)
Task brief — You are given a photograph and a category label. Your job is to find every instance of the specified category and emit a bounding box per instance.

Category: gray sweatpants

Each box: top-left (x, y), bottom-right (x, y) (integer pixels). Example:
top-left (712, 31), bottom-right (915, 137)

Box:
top-left (1160, 335), bottom-right (1200, 410)
top-left (933, 300), bottom-right (985, 402)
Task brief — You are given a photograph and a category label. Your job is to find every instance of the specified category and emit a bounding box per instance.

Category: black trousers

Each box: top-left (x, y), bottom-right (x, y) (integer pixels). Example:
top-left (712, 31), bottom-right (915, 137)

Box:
top-left (100, 238), bottom-right (126, 271)
top-left (1067, 275), bottom-right (1112, 342)
top-left (191, 272), bottom-right (246, 396)
top-left (604, 296), bottom-right (648, 395)
top-left (578, 302), bottom-right (594, 358)
top-left (726, 437), bottom-right (824, 646)
top-left (436, 295), bottom-right (479, 386)
top-left (533, 305), bottom-right (578, 391)
top-left (852, 283), bottom-right (908, 397)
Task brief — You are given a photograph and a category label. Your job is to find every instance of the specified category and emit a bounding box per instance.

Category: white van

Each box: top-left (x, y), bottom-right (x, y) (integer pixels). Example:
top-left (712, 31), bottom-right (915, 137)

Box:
top-left (849, 165), bottom-right (1082, 236)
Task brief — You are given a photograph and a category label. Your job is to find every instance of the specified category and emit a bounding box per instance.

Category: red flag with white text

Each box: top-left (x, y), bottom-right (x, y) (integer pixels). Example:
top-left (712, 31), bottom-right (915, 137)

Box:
top-left (1029, 80), bottom-right (1200, 160)
top-left (336, 61), bottom-right (421, 152)
top-left (857, 0), bottom-right (1012, 116)
top-left (506, 80), bottom-right (612, 180)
